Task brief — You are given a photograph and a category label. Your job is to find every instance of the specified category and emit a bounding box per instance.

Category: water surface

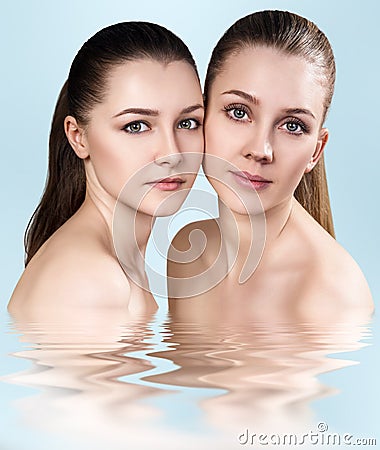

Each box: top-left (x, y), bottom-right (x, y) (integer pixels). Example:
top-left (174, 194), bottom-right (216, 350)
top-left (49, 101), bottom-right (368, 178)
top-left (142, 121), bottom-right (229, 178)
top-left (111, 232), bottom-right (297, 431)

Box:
top-left (1, 309), bottom-right (377, 450)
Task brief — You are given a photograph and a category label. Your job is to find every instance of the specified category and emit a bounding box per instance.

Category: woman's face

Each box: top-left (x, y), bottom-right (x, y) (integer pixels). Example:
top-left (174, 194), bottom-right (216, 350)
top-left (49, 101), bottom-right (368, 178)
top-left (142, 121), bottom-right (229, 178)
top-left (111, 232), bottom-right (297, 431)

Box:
top-left (67, 59), bottom-right (204, 217)
top-left (203, 46), bottom-right (328, 215)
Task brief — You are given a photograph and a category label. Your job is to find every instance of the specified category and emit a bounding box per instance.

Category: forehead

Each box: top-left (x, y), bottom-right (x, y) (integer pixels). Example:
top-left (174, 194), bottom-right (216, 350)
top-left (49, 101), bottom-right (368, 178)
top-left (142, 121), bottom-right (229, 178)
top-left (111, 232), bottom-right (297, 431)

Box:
top-left (102, 59), bottom-right (202, 108)
top-left (212, 46), bottom-right (325, 115)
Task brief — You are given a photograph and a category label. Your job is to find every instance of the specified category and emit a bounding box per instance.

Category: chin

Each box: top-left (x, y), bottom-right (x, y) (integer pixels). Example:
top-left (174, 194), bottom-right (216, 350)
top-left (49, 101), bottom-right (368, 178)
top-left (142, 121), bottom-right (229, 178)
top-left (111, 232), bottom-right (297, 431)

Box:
top-left (139, 189), bottom-right (190, 217)
top-left (211, 183), bottom-right (265, 217)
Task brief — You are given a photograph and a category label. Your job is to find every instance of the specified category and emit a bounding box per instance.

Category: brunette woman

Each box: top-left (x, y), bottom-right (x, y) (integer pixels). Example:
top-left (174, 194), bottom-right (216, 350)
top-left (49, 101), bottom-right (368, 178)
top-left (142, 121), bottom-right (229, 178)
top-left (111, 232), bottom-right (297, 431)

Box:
top-left (9, 22), bottom-right (204, 316)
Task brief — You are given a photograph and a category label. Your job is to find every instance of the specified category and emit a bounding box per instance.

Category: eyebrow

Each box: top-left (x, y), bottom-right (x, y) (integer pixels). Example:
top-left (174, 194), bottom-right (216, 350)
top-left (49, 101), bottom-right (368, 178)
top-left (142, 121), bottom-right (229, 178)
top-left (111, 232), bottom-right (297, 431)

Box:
top-left (180, 104), bottom-right (204, 114)
top-left (222, 89), bottom-right (259, 105)
top-left (283, 108), bottom-right (316, 120)
top-left (113, 104), bottom-right (204, 118)
top-left (113, 108), bottom-right (159, 118)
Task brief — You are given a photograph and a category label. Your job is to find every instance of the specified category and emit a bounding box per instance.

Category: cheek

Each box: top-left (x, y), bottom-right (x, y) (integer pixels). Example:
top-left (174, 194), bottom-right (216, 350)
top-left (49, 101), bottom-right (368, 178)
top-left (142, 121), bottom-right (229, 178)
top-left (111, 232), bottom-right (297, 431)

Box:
top-left (205, 115), bottom-right (230, 157)
top-left (178, 131), bottom-right (204, 155)
top-left (285, 151), bottom-right (310, 175)
top-left (275, 139), bottom-right (316, 186)
top-left (89, 132), bottom-right (147, 178)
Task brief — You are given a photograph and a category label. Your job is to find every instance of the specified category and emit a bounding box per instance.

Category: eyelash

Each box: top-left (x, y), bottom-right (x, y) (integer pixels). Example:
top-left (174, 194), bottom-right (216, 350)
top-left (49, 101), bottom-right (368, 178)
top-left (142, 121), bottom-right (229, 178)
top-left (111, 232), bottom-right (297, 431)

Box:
top-left (122, 120), bottom-right (150, 134)
top-left (281, 117), bottom-right (310, 135)
top-left (223, 104), bottom-right (310, 136)
top-left (122, 118), bottom-right (202, 134)
top-left (223, 103), bottom-right (251, 122)
top-left (177, 118), bottom-right (202, 130)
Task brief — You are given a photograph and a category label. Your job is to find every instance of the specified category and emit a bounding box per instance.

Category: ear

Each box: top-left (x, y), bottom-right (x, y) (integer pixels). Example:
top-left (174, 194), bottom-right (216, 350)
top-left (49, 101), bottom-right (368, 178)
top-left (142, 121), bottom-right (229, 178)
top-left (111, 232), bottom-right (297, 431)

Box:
top-left (64, 116), bottom-right (89, 159)
top-left (304, 128), bottom-right (329, 173)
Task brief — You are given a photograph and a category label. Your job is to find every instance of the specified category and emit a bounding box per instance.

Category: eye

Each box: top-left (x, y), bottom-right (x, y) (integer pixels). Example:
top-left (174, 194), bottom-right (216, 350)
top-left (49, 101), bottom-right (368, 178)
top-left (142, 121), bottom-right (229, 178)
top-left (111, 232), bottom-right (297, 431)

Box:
top-left (123, 121), bottom-right (150, 134)
top-left (280, 118), bottom-right (308, 135)
top-left (177, 118), bottom-right (200, 130)
top-left (286, 122), bottom-right (301, 133)
top-left (223, 104), bottom-right (250, 122)
top-left (232, 109), bottom-right (247, 120)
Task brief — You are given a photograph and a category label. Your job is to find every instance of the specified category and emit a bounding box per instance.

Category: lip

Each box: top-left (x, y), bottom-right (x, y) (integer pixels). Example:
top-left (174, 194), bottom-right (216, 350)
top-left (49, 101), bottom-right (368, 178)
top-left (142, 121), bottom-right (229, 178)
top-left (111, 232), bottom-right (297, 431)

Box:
top-left (230, 171), bottom-right (272, 191)
top-left (146, 177), bottom-right (185, 192)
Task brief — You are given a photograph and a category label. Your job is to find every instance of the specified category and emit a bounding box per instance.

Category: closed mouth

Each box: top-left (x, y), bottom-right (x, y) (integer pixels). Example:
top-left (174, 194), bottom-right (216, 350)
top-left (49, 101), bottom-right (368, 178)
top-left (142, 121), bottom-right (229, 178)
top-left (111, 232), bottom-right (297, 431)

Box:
top-left (147, 177), bottom-right (185, 185)
top-left (231, 171), bottom-right (272, 183)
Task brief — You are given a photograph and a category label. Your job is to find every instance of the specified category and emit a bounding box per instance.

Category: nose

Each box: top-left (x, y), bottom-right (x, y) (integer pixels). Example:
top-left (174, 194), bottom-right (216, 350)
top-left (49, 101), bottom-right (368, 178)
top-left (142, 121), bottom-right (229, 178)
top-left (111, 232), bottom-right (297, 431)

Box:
top-left (243, 128), bottom-right (273, 163)
top-left (155, 129), bottom-right (183, 168)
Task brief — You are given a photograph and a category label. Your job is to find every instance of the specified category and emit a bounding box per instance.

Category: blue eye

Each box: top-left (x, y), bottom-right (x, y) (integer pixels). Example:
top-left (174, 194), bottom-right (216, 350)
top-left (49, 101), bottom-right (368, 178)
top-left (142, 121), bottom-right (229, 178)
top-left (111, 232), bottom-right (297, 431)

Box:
top-left (286, 122), bottom-right (301, 133)
top-left (232, 109), bottom-right (247, 119)
top-left (178, 118), bottom-right (200, 129)
top-left (281, 119), bottom-right (308, 135)
top-left (123, 121), bottom-right (150, 134)
top-left (224, 104), bottom-right (250, 122)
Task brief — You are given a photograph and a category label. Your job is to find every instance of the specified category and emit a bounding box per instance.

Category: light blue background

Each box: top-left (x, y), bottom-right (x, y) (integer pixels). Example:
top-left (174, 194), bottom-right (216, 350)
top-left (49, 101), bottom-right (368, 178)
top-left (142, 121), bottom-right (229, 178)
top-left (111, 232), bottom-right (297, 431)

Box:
top-left (1, 0), bottom-right (379, 307)
top-left (0, 1), bottom-right (379, 446)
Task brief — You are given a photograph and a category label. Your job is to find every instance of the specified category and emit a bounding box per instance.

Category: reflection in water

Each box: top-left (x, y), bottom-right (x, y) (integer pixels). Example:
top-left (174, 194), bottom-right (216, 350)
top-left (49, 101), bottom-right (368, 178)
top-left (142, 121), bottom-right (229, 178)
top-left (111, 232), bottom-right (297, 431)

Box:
top-left (3, 309), bottom-right (373, 450)
top-left (150, 319), bottom-right (370, 438)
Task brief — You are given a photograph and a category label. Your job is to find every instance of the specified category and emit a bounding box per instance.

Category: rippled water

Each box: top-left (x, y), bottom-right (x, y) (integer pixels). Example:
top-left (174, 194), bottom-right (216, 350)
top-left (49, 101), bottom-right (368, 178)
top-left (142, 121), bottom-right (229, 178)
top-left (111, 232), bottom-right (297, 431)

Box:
top-left (1, 310), bottom-right (378, 450)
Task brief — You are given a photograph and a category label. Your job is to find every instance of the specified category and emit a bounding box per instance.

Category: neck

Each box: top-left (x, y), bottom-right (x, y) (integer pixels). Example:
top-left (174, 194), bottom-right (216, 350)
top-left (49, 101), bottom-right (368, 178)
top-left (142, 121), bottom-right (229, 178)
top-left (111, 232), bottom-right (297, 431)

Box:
top-left (217, 196), bottom-right (294, 282)
top-left (83, 184), bottom-right (155, 289)
top-left (262, 196), bottom-right (294, 244)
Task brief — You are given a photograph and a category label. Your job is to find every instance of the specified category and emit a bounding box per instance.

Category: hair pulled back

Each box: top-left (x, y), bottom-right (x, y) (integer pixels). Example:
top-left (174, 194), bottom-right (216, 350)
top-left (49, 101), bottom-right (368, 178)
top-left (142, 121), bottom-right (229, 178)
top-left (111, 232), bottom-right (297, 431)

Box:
top-left (25, 22), bottom-right (199, 265)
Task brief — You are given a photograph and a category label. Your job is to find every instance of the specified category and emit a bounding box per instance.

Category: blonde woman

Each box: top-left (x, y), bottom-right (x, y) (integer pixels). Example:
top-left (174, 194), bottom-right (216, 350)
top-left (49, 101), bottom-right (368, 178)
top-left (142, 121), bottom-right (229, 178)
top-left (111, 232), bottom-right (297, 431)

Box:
top-left (168, 10), bottom-right (373, 321)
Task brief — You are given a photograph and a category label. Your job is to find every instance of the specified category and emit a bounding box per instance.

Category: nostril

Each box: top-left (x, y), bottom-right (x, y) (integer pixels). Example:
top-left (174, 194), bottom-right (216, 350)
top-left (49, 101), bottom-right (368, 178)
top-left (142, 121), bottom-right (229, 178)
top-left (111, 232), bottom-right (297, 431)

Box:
top-left (156, 152), bottom-right (183, 168)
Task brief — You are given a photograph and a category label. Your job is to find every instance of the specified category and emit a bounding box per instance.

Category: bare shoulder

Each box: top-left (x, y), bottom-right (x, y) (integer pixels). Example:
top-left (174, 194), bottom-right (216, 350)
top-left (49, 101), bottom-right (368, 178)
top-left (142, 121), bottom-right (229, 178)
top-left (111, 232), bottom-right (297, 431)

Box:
top-left (169, 219), bottom-right (218, 253)
top-left (167, 218), bottom-right (219, 278)
top-left (167, 218), bottom-right (222, 301)
top-left (316, 237), bottom-right (373, 311)
top-left (8, 228), bottom-right (131, 314)
top-left (294, 204), bottom-right (374, 313)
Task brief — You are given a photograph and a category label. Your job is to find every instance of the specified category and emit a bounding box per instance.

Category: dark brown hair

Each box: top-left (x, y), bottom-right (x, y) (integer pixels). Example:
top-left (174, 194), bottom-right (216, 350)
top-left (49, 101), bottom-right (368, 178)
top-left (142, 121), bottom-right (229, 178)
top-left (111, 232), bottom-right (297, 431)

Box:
top-left (24, 22), bottom-right (199, 266)
top-left (204, 10), bottom-right (336, 236)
